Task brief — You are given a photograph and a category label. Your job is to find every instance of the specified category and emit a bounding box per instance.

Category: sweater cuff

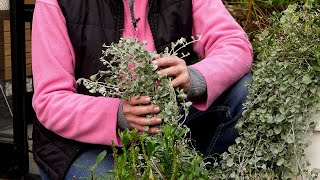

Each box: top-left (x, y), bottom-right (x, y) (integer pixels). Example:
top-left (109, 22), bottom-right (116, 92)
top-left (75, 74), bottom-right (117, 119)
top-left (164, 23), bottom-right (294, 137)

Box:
top-left (117, 103), bottom-right (132, 130)
top-left (187, 66), bottom-right (207, 100)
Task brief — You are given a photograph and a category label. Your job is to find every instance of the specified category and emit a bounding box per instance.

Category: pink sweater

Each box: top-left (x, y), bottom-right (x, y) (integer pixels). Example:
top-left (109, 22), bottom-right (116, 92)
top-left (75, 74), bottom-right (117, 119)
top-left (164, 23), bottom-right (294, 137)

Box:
top-left (32, 0), bottom-right (252, 146)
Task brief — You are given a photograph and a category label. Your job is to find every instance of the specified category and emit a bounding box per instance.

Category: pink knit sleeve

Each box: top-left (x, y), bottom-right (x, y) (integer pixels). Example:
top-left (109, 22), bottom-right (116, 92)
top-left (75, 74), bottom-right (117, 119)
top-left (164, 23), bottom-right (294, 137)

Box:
top-left (191, 0), bottom-right (253, 110)
top-left (32, 1), bottom-right (122, 146)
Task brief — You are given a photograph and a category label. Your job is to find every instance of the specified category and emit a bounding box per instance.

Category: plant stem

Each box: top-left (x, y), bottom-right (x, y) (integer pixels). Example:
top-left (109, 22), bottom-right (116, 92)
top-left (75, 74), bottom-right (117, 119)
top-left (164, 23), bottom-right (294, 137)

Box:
top-left (140, 140), bottom-right (152, 178)
top-left (130, 142), bottom-right (139, 180)
top-left (111, 142), bottom-right (120, 180)
top-left (170, 144), bottom-right (178, 180)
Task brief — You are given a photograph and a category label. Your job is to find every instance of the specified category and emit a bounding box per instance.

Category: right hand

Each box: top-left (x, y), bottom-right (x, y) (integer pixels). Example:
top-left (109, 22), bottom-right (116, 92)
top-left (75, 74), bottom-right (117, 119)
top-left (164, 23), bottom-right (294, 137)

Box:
top-left (122, 96), bottom-right (162, 134)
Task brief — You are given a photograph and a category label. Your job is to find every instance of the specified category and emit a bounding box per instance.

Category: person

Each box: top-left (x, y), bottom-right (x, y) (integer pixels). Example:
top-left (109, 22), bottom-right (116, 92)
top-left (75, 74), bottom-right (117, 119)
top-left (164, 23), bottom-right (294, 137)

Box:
top-left (31, 0), bottom-right (253, 179)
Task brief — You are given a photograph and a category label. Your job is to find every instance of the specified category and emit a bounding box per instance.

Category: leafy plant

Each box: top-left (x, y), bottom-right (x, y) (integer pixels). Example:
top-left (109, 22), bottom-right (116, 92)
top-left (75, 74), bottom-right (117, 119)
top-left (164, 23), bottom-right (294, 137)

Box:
top-left (215, 3), bottom-right (320, 179)
top-left (77, 37), bottom-right (215, 179)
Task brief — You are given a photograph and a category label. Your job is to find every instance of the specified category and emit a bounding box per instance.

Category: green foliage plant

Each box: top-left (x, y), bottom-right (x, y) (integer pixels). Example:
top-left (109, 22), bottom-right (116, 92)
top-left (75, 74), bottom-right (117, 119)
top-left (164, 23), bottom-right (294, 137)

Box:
top-left (77, 36), bottom-right (215, 179)
top-left (215, 3), bottom-right (320, 179)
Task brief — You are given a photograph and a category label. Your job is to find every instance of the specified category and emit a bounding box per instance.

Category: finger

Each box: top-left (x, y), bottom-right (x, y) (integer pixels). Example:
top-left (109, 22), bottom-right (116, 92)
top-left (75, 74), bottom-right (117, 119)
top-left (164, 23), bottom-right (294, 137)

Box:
top-left (154, 54), bottom-right (161, 59)
top-left (129, 123), bottom-right (146, 131)
top-left (157, 66), bottom-right (182, 77)
top-left (130, 123), bottom-right (160, 134)
top-left (126, 115), bottom-right (162, 126)
top-left (152, 56), bottom-right (182, 67)
top-left (147, 127), bottom-right (161, 134)
top-left (125, 105), bottom-right (160, 116)
top-left (128, 96), bottom-right (151, 105)
top-left (171, 76), bottom-right (183, 88)
top-left (171, 74), bottom-right (190, 90)
top-left (153, 53), bottom-right (169, 59)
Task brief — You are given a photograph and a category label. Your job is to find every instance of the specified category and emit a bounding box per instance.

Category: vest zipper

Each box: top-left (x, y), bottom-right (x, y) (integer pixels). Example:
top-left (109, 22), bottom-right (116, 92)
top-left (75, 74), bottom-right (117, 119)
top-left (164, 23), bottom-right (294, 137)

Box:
top-left (128, 0), bottom-right (138, 30)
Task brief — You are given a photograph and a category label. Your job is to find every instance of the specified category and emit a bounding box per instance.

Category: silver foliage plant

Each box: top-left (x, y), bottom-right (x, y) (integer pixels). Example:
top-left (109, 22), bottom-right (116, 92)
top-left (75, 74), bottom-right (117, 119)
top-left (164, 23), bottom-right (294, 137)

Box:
top-left (215, 3), bottom-right (320, 179)
top-left (77, 36), bottom-right (217, 179)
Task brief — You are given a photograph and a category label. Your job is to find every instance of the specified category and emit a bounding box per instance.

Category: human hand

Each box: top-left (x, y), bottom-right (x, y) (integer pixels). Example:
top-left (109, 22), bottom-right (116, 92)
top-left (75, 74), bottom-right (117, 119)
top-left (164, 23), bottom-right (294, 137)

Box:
top-left (152, 55), bottom-right (191, 92)
top-left (122, 96), bottom-right (162, 134)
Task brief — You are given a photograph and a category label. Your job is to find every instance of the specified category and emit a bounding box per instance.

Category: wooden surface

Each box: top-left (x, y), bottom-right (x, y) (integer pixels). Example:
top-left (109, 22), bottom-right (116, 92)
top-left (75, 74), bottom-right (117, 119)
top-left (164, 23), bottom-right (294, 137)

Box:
top-left (25, 0), bottom-right (35, 4)
top-left (0, 6), bottom-right (33, 81)
top-left (0, 11), bottom-right (9, 80)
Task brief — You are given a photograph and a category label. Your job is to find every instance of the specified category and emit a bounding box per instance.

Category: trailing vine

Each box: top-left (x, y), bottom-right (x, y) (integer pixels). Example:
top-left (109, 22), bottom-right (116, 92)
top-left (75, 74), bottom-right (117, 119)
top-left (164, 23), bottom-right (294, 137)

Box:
top-left (216, 3), bottom-right (320, 179)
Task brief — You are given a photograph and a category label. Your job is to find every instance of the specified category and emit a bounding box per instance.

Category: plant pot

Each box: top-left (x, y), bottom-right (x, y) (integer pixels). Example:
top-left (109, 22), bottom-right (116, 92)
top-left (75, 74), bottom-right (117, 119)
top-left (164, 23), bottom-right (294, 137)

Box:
top-left (305, 112), bottom-right (320, 170)
top-left (0, 0), bottom-right (10, 11)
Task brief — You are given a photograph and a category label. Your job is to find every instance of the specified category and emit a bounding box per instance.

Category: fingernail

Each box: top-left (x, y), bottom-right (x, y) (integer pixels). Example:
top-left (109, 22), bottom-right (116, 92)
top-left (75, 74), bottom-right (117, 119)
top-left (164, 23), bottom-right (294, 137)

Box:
top-left (156, 129), bottom-right (162, 133)
top-left (156, 118), bottom-right (162, 123)
top-left (152, 61), bottom-right (158, 65)
top-left (154, 107), bottom-right (160, 112)
top-left (156, 71), bottom-right (162, 75)
top-left (145, 97), bottom-right (151, 102)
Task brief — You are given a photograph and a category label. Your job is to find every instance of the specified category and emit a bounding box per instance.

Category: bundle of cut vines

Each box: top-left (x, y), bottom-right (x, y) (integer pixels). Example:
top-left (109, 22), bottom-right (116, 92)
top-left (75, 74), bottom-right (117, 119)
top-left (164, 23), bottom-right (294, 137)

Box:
top-left (216, 3), bottom-right (320, 179)
top-left (77, 37), bottom-right (215, 179)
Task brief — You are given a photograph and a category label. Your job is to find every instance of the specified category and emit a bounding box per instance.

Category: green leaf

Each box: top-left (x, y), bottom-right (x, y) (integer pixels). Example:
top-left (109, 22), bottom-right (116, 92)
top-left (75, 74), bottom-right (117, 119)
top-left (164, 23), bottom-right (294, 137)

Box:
top-left (90, 74), bottom-right (97, 81)
top-left (178, 175), bottom-right (185, 180)
top-left (266, 129), bottom-right (274, 137)
top-left (89, 89), bottom-right (97, 94)
top-left (143, 126), bottom-right (150, 131)
top-left (302, 74), bottom-right (313, 84)
top-left (230, 171), bottom-right (236, 178)
top-left (226, 158), bottom-right (234, 167)
top-left (121, 129), bottom-right (130, 147)
top-left (235, 137), bottom-right (241, 144)
top-left (274, 115), bottom-right (285, 123)
top-left (274, 126), bottom-right (282, 134)
top-left (177, 93), bottom-right (187, 100)
top-left (151, 64), bottom-right (158, 71)
top-left (73, 163), bottom-right (88, 170)
top-left (276, 158), bottom-right (285, 166)
top-left (146, 141), bottom-right (155, 158)
top-left (95, 150), bottom-right (107, 165)
top-left (185, 101), bottom-right (192, 107)
top-left (89, 150), bottom-right (107, 172)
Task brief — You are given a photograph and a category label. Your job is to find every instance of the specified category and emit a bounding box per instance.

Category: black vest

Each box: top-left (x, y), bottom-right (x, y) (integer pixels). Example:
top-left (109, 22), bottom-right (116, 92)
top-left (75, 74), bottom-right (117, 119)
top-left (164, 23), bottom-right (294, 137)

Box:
top-left (33, 0), bottom-right (196, 179)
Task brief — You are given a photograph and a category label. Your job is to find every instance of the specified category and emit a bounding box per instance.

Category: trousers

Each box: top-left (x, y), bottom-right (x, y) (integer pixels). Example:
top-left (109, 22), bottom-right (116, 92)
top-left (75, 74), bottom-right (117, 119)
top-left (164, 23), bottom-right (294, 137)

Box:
top-left (39, 73), bottom-right (251, 179)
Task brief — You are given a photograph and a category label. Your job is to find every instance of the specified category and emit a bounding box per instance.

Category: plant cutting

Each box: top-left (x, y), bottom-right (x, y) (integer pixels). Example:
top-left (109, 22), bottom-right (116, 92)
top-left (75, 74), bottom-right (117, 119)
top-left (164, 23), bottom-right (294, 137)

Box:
top-left (77, 36), bottom-right (216, 179)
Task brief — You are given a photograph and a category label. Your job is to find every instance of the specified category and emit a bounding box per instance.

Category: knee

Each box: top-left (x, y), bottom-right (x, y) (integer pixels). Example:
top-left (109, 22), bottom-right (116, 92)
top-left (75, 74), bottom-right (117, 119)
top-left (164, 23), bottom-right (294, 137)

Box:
top-left (226, 73), bottom-right (252, 117)
top-left (235, 73), bottom-right (252, 100)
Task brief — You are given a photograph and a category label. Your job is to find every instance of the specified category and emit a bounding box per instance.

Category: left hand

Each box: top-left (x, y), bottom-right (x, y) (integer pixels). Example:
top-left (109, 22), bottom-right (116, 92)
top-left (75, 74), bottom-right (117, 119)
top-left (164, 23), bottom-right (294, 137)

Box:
top-left (152, 55), bottom-right (191, 92)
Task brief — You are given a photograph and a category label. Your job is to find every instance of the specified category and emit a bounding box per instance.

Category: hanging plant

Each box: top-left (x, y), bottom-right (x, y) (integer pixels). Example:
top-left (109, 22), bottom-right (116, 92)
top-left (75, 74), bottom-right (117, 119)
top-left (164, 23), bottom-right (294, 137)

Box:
top-left (216, 3), bottom-right (320, 179)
